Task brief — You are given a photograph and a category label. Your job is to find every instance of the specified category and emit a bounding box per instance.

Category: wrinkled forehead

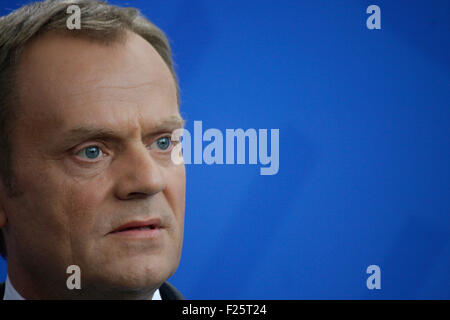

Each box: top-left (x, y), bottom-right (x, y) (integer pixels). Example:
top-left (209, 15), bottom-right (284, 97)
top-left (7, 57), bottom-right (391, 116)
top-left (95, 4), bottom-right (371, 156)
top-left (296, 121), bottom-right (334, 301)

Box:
top-left (13, 30), bottom-right (179, 137)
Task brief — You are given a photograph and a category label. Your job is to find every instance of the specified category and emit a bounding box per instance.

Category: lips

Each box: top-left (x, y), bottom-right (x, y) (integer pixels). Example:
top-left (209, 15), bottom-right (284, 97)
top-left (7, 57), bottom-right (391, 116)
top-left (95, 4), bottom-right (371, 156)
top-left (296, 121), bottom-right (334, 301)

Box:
top-left (109, 218), bottom-right (162, 234)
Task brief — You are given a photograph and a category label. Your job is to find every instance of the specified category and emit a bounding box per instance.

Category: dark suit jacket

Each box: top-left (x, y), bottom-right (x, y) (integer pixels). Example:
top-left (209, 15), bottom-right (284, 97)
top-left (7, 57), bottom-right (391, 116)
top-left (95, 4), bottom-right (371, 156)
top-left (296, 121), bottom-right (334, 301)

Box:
top-left (0, 281), bottom-right (185, 300)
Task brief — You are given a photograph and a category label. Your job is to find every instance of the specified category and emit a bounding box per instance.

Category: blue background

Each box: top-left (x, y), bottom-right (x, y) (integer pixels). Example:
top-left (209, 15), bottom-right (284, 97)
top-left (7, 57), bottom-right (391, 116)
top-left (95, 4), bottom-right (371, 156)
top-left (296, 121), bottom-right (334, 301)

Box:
top-left (0, 0), bottom-right (449, 299)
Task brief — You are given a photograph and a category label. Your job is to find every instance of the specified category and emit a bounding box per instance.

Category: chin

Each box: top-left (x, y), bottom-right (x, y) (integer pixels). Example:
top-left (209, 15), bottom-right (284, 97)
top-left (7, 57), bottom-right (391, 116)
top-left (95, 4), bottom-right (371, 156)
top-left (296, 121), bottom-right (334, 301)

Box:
top-left (92, 254), bottom-right (178, 291)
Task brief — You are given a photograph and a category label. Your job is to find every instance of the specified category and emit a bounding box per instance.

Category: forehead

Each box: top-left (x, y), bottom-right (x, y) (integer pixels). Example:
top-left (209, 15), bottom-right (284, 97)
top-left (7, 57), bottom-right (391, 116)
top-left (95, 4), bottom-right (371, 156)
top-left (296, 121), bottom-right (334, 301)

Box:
top-left (14, 30), bottom-right (179, 135)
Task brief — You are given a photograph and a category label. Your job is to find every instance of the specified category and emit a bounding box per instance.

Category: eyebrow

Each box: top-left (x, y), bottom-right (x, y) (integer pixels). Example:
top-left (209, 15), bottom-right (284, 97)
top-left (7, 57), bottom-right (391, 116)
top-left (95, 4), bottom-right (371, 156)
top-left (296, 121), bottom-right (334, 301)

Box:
top-left (59, 115), bottom-right (186, 148)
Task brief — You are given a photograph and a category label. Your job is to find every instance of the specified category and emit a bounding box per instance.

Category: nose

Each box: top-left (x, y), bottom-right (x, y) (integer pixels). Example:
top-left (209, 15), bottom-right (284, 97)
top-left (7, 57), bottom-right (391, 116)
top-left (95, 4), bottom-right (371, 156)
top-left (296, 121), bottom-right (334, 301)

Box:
top-left (114, 143), bottom-right (166, 200)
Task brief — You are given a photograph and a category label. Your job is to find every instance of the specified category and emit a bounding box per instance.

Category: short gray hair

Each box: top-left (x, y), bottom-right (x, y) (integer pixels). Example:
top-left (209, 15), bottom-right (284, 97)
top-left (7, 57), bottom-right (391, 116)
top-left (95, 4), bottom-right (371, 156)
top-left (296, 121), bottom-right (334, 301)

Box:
top-left (0, 0), bottom-right (180, 259)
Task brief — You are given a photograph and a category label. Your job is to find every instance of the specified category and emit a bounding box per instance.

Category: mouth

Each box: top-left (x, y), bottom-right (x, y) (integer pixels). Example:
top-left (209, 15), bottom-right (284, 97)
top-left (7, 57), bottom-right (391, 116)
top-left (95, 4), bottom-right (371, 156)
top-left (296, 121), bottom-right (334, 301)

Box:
top-left (108, 218), bottom-right (163, 238)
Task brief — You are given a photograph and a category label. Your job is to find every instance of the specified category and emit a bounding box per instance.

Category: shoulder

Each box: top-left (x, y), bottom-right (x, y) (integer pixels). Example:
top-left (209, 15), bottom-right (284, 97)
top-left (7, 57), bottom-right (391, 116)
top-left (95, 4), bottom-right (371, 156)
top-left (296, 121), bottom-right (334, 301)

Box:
top-left (0, 281), bottom-right (185, 300)
top-left (159, 281), bottom-right (185, 300)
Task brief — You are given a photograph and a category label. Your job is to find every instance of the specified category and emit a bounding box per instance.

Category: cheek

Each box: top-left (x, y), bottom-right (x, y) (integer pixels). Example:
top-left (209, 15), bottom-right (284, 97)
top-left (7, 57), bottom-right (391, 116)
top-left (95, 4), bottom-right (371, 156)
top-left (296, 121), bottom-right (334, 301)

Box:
top-left (61, 175), bottom-right (111, 232)
top-left (11, 161), bottom-right (68, 229)
top-left (4, 165), bottom-right (77, 267)
top-left (164, 165), bottom-right (186, 229)
top-left (163, 166), bottom-right (185, 263)
top-left (168, 165), bottom-right (185, 211)
top-left (55, 174), bottom-right (114, 264)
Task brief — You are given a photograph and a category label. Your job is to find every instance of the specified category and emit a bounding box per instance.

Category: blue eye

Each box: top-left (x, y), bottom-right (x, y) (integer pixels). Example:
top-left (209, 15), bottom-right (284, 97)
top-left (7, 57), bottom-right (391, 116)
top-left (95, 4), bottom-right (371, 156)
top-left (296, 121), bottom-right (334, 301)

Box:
top-left (77, 146), bottom-right (102, 159)
top-left (155, 137), bottom-right (171, 150)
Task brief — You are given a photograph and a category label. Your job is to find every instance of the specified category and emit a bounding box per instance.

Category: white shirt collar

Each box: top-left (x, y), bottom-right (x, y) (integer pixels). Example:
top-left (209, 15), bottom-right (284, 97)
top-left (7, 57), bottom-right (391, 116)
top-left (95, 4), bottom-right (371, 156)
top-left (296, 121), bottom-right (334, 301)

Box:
top-left (3, 275), bottom-right (162, 300)
top-left (3, 275), bottom-right (24, 300)
top-left (152, 288), bottom-right (162, 300)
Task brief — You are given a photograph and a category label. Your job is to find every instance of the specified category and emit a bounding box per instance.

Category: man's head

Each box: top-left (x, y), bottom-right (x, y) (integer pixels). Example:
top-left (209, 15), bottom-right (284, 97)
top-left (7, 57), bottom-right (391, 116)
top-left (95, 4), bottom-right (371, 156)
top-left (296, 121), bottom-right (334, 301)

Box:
top-left (0, 0), bottom-right (185, 299)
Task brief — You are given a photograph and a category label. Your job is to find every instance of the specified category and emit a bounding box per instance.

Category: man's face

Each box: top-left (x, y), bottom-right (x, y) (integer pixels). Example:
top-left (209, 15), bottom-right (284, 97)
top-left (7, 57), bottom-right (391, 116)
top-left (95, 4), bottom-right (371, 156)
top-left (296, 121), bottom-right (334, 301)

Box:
top-left (0, 30), bottom-right (185, 298)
